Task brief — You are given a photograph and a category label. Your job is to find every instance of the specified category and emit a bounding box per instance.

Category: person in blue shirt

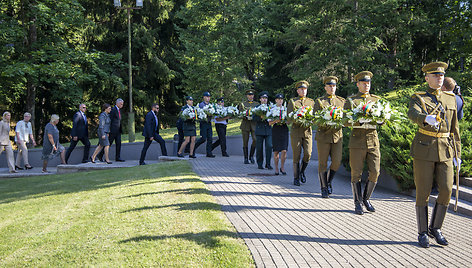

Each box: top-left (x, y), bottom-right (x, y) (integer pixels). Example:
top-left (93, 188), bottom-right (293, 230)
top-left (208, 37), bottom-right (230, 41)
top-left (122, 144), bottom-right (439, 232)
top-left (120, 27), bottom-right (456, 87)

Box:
top-left (194, 92), bottom-right (216, 157)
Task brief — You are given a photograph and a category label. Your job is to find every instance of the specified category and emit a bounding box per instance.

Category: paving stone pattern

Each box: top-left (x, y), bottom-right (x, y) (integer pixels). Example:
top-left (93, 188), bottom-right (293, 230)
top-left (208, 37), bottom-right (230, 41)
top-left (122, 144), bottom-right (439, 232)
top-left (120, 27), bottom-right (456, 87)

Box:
top-left (192, 156), bottom-right (472, 268)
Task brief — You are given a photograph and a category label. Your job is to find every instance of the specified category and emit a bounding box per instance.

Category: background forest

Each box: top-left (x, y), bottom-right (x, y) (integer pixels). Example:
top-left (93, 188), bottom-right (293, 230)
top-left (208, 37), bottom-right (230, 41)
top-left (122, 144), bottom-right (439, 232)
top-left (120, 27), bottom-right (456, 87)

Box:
top-left (1, 0), bottom-right (471, 185)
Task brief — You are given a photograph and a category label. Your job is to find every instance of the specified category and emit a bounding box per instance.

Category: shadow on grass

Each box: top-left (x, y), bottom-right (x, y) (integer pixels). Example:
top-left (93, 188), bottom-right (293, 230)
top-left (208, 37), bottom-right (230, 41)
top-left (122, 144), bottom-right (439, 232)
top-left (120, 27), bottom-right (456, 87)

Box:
top-left (119, 188), bottom-right (210, 199)
top-left (121, 201), bottom-right (221, 213)
top-left (120, 230), bottom-right (417, 247)
top-left (0, 162), bottom-right (196, 204)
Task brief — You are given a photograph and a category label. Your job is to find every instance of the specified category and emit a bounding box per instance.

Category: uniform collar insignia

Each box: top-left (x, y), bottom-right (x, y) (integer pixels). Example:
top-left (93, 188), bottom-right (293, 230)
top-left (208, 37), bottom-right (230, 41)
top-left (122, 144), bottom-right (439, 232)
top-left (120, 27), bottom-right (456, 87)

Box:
top-left (361, 93), bottom-right (370, 98)
top-left (327, 94), bottom-right (334, 99)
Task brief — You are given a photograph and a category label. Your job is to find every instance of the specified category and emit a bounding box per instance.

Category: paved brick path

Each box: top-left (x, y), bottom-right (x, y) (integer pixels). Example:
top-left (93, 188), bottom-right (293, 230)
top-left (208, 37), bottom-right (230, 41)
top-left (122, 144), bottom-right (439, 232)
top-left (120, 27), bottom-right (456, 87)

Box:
top-left (192, 156), bottom-right (472, 267)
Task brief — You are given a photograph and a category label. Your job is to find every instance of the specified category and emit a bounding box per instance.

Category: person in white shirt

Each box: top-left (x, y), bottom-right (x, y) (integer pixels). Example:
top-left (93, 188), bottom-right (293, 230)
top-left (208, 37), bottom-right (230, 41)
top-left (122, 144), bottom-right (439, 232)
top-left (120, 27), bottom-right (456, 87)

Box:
top-left (15, 112), bottom-right (36, 170)
top-left (0, 111), bottom-right (17, 173)
top-left (211, 97), bottom-right (230, 157)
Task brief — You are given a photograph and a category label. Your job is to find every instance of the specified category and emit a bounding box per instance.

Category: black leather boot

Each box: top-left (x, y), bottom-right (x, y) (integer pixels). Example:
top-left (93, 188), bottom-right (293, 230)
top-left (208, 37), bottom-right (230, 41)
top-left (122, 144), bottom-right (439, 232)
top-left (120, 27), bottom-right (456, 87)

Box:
top-left (351, 182), bottom-right (364, 215)
top-left (363, 180), bottom-right (377, 212)
top-left (429, 203), bottom-right (448, 246)
top-left (293, 163), bottom-right (300, 186)
top-left (416, 206), bottom-right (430, 248)
top-left (243, 147), bottom-right (249, 164)
top-left (327, 169), bottom-right (336, 195)
top-left (249, 145), bottom-right (256, 164)
top-left (319, 172), bottom-right (329, 198)
top-left (300, 161), bottom-right (308, 183)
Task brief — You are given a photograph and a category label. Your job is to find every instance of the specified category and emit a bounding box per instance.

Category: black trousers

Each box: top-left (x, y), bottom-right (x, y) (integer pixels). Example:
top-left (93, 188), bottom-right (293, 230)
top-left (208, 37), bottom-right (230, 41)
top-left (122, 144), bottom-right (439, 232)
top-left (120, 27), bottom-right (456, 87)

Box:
top-left (195, 122), bottom-right (213, 155)
top-left (140, 134), bottom-right (168, 163)
top-left (256, 135), bottom-right (272, 168)
top-left (65, 137), bottom-right (90, 163)
top-left (98, 132), bottom-right (121, 160)
top-left (212, 124), bottom-right (227, 154)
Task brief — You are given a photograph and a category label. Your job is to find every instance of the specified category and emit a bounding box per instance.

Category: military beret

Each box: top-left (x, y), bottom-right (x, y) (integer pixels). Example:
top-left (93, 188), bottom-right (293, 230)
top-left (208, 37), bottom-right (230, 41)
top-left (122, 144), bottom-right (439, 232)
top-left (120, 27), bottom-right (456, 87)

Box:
top-left (203, 91), bottom-right (211, 97)
top-left (275, 93), bottom-right (284, 99)
top-left (217, 97), bottom-right (224, 102)
top-left (295, 80), bottom-right (309, 89)
top-left (422, 62), bottom-right (448, 74)
top-left (323, 76), bottom-right (338, 85)
top-left (185, 96), bottom-right (193, 101)
top-left (354, 71), bottom-right (373, 82)
top-left (259, 91), bottom-right (269, 98)
top-left (245, 89), bottom-right (255, 95)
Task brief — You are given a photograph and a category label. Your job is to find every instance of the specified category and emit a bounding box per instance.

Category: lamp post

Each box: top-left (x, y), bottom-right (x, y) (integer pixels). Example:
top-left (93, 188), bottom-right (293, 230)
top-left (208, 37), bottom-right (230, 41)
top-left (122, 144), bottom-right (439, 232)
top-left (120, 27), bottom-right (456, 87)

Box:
top-left (114, 0), bottom-right (142, 142)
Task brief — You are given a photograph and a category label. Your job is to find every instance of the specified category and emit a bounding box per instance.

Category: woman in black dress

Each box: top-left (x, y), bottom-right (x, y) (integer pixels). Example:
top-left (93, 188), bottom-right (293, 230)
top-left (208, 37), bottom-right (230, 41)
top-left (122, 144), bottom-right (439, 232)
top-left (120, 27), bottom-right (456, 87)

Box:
top-left (177, 96), bottom-right (197, 158)
top-left (269, 94), bottom-right (289, 175)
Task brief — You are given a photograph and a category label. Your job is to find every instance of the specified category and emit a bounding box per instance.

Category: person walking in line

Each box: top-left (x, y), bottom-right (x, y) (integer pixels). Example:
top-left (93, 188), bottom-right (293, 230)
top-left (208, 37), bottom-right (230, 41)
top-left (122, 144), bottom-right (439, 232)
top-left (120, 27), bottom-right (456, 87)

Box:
top-left (98, 98), bottom-right (125, 162)
top-left (287, 81), bottom-right (315, 186)
top-left (65, 104), bottom-right (90, 164)
top-left (409, 62), bottom-right (461, 248)
top-left (269, 94), bottom-right (288, 176)
top-left (177, 96), bottom-right (197, 158)
top-left (313, 76), bottom-right (345, 198)
top-left (238, 89), bottom-right (259, 164)
top-left (91, 104), bottom-right (112, 164)
top-left (254, 91), bottom-right (273, 170)
top-left (0, 112), bottom-right (17, 173)
top-left (344, 71), bottom-right (381, 215)
top-left (15, 112), bottom-right (36, 170)
top-left (194, 92), bottom-right (216, 158)
top-left (139, 103), bottom-right (168, 165)
top-left (211, 97), bottom-right (230, 157)
top-left (41, 114), bottom-right (66, 173)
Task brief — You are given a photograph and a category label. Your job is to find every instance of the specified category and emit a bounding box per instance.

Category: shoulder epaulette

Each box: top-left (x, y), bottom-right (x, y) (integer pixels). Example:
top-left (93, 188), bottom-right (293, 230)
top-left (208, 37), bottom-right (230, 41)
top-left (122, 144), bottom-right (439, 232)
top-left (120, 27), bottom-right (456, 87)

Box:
top-left (336, 95), bottom-right (346, 101)
top-left (443, 91), bottom-right (455, 96)
top-left (413, 91), bottom-right (426, 96)
top-left (371, 94), bottom-right (381, 99)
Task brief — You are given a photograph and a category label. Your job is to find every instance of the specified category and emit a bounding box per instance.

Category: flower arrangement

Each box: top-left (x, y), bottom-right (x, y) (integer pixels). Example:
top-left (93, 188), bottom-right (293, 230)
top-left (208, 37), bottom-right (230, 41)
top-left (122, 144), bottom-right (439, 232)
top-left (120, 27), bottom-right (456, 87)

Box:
top-left (345, 100), bottom-right (404, 126)
top-left (202, 103), bottom-right (217, 117)
top-left (180, 106), bottom-right (207, 121)
top-left (288, 105), bottom-right (315, 127)
top-left (266, 104), bottom-right (287, 124)
top-left (251, 103), bottom-right (270, 117)
top-left (224, 105), bottom-right (240, 117)
top-left (313, 106), bottom-right (344, 129)
top-left (240, 107), bottom-right (254, 120)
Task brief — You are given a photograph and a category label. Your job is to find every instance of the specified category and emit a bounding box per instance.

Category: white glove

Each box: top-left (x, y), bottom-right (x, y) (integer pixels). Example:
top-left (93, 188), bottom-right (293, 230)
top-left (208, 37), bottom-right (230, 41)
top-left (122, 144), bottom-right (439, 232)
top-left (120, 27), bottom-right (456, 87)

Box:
top-left (453, 158), bottom-right (461, 169)
top-left (425, 115), bottom-right (439, 127)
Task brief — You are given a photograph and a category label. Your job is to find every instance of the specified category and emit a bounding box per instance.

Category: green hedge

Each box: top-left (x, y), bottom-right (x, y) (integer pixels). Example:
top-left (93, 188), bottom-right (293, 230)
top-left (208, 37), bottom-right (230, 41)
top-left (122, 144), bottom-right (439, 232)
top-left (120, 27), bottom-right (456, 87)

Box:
top-left (341, 85), bottom-right (470, 191)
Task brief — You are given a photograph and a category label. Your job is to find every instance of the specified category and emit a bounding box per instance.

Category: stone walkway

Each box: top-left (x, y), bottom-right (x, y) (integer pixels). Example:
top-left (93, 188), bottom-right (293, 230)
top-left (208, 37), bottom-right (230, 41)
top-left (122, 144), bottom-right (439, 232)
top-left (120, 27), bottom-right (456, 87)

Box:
top-left (192, 156), bottom-right (472, 267)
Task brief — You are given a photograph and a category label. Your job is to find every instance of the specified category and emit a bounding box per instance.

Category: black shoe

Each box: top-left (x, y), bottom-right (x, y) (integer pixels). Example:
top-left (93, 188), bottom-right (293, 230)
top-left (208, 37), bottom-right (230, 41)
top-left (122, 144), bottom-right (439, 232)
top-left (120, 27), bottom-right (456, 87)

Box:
top-left (266, 165), bottom-right (273, 170)
top-left (275, 172), bottom-right (279, 175)
top-left (116, 159), bottom-right (125, 162)
top-left (222, 153), bottom-right (230, 157)
top-left (280, 168), bottom-right (286, 175)
top-left (25, 165), bottom-right (33, 170)
top-left (177, 153), bottom-right (184, 158)
top-left (363, 200), bottom-right (376, 212)
top-left (418, 233), bottom-right (430, 248)
top-left (293, 177), bottom-right (301, 186)
top-left (82, 160), bottom-right (88, 163)
top-left (139, 162), bottom-right (146, 165)
top-left (106, 161), bottom-right (113, 164)
top-left (321, 188), bottom-right (329, 198)
top-left (300, 161), bottom-right (308, 183)
top-left (206, 154), bottom-right (216, 158)
top-left (98, 157), bottom-right (103, 162)
top-left (257, 166), bottom-right (264, 169)
top-left (354, 202), bottom-right (364, 215)
top-left (429, 228), bottom-right (448, 246)
top-left (250, 157), bottom-right (255, 164)
top-left (244, 158), bottom-right (250, 164)
top-left (91, 159), bottom-right (96, 163)
top-left (15, 165), bottom-right (24, 170)
top-left (189, 154), bottom-right (196, 158)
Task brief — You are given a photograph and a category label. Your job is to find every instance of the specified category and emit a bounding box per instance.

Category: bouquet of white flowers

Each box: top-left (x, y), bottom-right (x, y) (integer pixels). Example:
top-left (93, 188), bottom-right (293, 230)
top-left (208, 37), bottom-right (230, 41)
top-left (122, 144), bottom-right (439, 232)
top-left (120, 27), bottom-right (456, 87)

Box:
top-left (202, 103), bottom-right (217, 117)
top-left (313, 106), bottom-right (344, 129)
top-left (288, 105), bottom-right (315, 127)
top-left (266, 104), bottom-right (287, 124)
top-left (180, 106), bottom-right (207, 121)
top-left (344, 100), bottom-right (404, 126)
top-left (213, 104), bottom-right (227, 118)
top-left (225, 105), bottom-right (240, 117)
top-left (251, 103), bottom-right (270, 117)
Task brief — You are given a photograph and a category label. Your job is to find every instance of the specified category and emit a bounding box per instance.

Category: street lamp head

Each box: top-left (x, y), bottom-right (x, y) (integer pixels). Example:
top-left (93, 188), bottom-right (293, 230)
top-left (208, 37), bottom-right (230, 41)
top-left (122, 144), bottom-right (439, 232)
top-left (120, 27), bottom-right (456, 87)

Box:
top-left (114, 0), bottom-right (121, 7)
top-left (136, 0), bottom-right (143, 7)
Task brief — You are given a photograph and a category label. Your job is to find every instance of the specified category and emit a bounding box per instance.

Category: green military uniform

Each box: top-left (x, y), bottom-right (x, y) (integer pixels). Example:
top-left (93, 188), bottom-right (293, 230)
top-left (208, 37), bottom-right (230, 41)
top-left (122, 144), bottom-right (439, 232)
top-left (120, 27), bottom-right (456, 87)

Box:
top-left (288, 94), bottom-right (315, 185)
top-left (238, 91), bottom-right (259, 164)
top-left (408, 62), bottom-right (461, 248)
top-left (314, 90), bottom-right (345, 196)
top-left (345, 71), bottom-right (381, 215)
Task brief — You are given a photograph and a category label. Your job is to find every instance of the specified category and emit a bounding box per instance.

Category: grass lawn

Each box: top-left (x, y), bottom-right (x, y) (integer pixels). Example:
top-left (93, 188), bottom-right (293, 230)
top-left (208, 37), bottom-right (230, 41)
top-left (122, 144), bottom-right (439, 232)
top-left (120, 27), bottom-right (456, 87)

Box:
top-left (0, 161), bottom-right (254, 267)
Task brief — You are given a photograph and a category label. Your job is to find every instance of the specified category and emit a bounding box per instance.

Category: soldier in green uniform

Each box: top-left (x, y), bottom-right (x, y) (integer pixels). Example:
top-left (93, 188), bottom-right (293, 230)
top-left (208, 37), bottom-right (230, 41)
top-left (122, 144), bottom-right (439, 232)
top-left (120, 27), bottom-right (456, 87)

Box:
top-left (408, 62), bottom-right (461, 248)
top-left (238, 89), bottom-right (259, 164)
top-left (313, 76), bottom-right (345, 198)
top-left (344, 71), bottom-right (381, 215)
top-left (287, 81), bottom-right (315, 186)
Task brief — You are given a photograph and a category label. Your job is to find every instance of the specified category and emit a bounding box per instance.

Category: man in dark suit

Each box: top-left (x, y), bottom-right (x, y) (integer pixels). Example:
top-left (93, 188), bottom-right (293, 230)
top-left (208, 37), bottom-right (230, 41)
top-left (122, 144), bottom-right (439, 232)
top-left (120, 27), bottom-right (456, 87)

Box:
top-left (98, 98), bottom-right (125, 161)
top-left (65, 103), bottom-right (90, 163)
top-left (139, 103), bottom-right (168, 165)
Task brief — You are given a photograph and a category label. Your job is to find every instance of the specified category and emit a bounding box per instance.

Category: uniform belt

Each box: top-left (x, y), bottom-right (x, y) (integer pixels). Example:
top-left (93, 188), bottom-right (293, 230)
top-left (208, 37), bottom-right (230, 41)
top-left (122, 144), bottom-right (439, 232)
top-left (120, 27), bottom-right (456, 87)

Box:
top-left (352, 124), bottom-right (377, 130)
top-left (418, 128), bottom-right (450, 138)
